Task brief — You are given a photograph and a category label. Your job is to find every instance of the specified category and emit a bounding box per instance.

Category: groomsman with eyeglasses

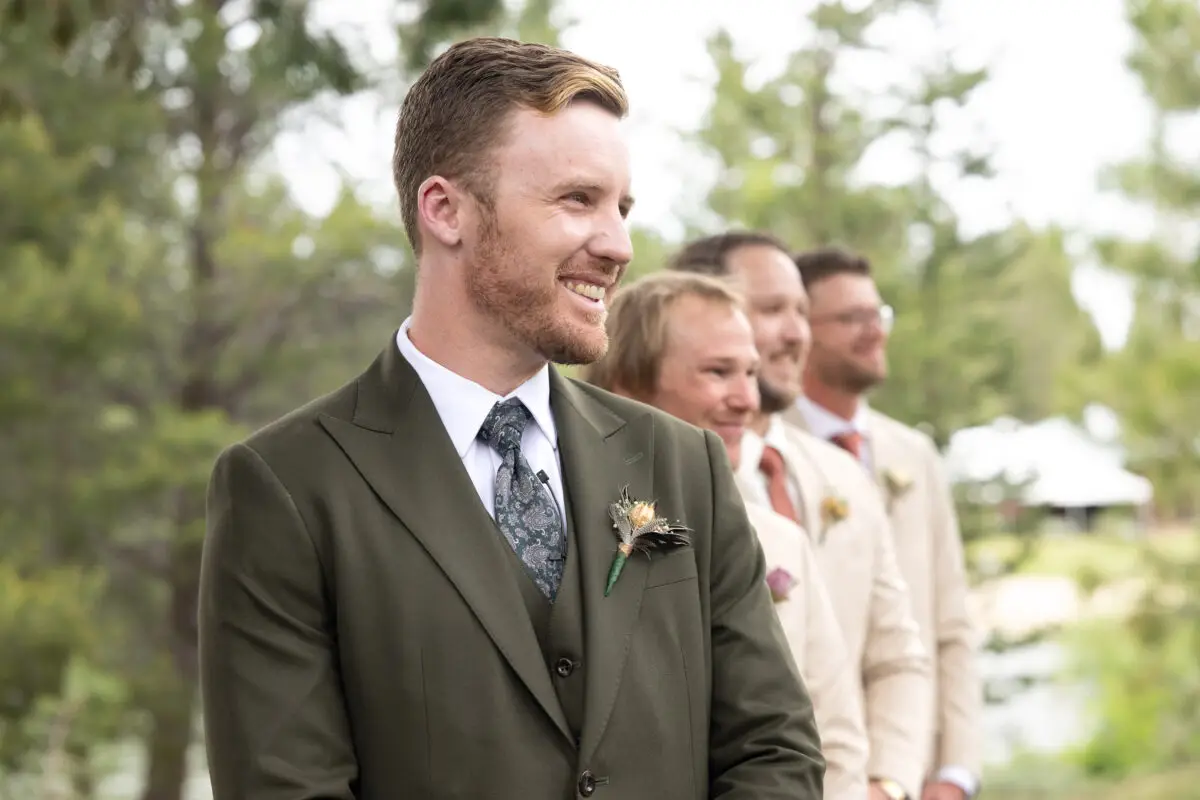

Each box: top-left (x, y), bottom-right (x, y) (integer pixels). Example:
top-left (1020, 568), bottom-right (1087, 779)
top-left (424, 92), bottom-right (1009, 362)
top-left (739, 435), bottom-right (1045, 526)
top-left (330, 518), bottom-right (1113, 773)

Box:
top-left (670, 233), bottom-right (933, 800)
top-left (785, 247), bottom-right (984, 800)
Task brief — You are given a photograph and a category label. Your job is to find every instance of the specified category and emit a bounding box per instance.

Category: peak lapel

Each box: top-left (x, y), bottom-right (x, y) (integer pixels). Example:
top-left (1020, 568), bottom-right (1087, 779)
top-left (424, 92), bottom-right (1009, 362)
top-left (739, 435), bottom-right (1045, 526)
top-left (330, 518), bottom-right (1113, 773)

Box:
top-left (781, 429), bottom-right (830, 540)
top-left (550, 374), bottom-right (654, 763)
top-left (318, 338), bottom-right (572, 744)
top-left (864, 411), bottom-right (899, 489)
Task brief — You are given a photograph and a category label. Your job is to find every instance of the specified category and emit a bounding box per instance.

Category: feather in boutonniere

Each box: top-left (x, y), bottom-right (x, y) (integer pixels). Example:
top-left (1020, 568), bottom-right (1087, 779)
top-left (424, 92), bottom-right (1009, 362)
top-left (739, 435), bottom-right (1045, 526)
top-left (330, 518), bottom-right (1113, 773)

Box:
top-left (605, 486), bottom-right (692, 596)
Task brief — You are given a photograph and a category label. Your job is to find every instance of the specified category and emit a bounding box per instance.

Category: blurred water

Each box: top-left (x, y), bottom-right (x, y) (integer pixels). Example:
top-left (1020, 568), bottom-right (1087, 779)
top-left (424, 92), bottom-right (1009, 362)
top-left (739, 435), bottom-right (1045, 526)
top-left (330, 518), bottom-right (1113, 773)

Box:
top-left (980, 640), bottom-right (1093, 765)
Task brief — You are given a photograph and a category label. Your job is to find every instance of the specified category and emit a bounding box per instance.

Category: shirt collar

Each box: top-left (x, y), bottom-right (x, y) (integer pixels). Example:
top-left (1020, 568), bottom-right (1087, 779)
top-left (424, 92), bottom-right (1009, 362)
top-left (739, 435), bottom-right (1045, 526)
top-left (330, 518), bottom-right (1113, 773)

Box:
top-left (738, 426), bottom-right (766, 479)
top-left (395, 316), bottom-right (557, 458)
top-left (796, 395), bottom-right (870, 441)
top-left (764, 413), bottom-right (793, 452)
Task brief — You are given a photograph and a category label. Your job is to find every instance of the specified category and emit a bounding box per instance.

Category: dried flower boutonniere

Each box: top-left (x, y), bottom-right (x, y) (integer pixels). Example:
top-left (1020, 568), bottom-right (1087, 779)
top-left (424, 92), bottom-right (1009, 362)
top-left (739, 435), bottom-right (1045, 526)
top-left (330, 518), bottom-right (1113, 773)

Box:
top-left (882, 468), bottom-right (913, 509)
top-left (605, 487), bottom-right (692, 596)
top-left (766, 567), bottom-right (796, 603)
top-left (819, 494), bottom-right (850, 541)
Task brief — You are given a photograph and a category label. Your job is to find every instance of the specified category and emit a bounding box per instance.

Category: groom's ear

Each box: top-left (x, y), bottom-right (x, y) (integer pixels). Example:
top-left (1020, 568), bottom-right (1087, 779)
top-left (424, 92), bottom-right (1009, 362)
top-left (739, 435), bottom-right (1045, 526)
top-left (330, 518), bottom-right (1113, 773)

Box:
top-left (416, 175), bottom-right (466, 249)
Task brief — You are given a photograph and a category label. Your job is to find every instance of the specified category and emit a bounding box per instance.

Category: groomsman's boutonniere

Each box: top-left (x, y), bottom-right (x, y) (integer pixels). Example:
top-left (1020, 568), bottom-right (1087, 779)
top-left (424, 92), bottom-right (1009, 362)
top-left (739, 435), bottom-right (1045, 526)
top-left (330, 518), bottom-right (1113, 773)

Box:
top-left (766, 567), bottom-right (797, 603)
top-left (605, 487), bottom-right (692, 596)
top-left (882, 468), bottom-right (913, 510)
top-left (819, 494), bottom-right (850, 541)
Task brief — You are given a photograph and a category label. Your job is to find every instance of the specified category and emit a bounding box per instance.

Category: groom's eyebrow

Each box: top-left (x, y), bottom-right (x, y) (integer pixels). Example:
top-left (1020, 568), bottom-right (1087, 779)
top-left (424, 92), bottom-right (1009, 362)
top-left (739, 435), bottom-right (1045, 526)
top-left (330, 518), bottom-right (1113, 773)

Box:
top-left (550, 178), bottom-right (636, 217)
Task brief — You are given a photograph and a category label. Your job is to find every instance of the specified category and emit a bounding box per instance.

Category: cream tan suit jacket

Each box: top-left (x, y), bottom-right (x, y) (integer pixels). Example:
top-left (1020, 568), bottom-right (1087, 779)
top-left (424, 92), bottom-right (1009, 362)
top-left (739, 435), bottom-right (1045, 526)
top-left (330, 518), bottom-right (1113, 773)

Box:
top-left (738, 419), bottom-right (933, 797)
top-left (745, 502), bottom-right (870, 799)
top-left (785, 404), bottom-right (983, 785)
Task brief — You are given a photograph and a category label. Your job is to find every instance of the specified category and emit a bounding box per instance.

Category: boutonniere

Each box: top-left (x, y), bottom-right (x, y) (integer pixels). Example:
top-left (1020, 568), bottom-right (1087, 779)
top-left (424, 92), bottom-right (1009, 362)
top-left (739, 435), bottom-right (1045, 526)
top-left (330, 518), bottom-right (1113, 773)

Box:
top-left (819, 494), bottom-right (849, 540)
top-left (766, 567), bottom-right (796, 603)
top-left (605, 486), bottom-right (692, 596)
top-left (882, 468), bottom-right (913, 505)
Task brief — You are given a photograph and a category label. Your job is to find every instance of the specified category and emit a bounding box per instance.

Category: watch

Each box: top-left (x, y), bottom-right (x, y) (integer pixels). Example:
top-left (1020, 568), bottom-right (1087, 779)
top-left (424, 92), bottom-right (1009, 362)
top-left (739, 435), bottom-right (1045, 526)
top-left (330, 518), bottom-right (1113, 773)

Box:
top-left (875, 778), bottom-right (910, 800)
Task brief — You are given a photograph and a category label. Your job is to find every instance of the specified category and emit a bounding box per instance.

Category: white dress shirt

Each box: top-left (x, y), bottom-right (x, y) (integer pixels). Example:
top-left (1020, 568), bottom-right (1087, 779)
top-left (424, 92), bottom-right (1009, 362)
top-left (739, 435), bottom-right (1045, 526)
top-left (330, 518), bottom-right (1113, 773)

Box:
top-left (395, 317), bottom-right (567, 530)
top-left (795, 395), bottom-right (874, 472)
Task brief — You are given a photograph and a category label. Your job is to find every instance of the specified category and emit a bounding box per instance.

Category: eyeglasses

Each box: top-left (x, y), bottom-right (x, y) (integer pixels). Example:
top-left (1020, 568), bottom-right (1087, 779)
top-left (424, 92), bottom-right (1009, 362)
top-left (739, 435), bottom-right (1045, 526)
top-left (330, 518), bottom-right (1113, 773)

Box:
top-left (811, 304), bottom-right (894, 333)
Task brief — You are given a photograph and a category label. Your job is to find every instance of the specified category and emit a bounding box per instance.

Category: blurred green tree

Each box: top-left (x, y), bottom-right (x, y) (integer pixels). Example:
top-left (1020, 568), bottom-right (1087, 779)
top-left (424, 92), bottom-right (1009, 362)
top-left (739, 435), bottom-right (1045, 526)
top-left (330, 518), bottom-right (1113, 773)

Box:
top-left (1071, 0), bottom-right (1200, 780)
top-left (691, 0), bottom-right (1101, 445)
top-left (1093, 0), bottom-right (1200, 521)
top-left (0, 1), bottom-right (509, 797)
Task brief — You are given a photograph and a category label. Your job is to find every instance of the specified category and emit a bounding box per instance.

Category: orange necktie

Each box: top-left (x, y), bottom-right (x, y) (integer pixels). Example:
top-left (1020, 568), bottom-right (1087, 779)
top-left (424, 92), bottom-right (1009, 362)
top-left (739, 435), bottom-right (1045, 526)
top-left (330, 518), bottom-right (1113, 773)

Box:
top-left (830, 430), bottom-right (864, 461)
top-left (758, 445), bottom-right (800, 523)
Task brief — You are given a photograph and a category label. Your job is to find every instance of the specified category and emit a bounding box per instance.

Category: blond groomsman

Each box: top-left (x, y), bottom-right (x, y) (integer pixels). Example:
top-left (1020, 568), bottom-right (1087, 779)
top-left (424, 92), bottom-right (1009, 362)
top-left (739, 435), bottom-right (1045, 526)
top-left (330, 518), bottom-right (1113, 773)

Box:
top-left (787, 247), bottom-right (983, 800)
top-left (583, 271), bottom-right (870, 799)
top-left (670, 233), bottom-right (933, 800)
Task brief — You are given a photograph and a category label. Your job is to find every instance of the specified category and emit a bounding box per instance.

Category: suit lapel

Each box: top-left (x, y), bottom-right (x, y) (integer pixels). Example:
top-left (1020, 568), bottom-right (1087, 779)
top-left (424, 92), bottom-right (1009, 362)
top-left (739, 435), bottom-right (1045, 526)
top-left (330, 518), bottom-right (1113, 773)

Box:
top-left (780, 430), bottom-right (827, 540)
top-left (865, 412), bottom-right (908, 515)
top-left (785, 401), bottom-right (886, 499)
top-left (318, 337), bottom-right (573, 745)
top-left (866, 410), bottom-right (898, 487)
top-left (550, 372), bottom-right (654, 763)
top-left (781, 403), bottom-right (809, 436)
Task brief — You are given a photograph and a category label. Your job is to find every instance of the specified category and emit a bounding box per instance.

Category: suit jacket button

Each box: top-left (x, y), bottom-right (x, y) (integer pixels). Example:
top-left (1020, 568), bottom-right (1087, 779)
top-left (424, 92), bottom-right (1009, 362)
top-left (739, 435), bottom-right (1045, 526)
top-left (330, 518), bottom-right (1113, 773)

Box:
top-left (578, 770), bottom-right (597, 796)
top-left (555, 657), bottom-right (575, 677)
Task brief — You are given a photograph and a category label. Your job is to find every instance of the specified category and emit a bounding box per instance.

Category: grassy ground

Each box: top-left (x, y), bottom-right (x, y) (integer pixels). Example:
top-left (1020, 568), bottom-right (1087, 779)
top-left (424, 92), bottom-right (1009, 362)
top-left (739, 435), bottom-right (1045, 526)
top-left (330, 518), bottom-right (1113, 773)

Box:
top-left (969, 525), bottom-right (1198, 582)
top-left (984, 765), bottom-right (1200, 798)
top-left (975, 527), bottom-right (1200, 798)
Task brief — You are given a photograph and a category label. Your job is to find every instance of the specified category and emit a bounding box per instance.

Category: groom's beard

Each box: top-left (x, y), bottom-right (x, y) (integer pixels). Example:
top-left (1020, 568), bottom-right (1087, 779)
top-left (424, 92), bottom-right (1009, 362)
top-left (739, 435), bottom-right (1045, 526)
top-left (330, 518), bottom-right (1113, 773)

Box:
top-left (466, 210), bottom-right (616, 366)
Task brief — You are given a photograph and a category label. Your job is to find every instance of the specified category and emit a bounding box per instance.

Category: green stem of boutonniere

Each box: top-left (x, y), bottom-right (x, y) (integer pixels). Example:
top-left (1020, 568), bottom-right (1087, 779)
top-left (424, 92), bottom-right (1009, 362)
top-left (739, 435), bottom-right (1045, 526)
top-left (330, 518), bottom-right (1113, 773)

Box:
top-left (605, 543), bottom-right (634, 596)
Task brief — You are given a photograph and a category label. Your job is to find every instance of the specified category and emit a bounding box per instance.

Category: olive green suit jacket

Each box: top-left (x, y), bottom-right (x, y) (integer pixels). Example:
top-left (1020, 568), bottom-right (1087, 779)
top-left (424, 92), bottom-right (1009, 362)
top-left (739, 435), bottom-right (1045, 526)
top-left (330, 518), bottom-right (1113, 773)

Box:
top-left (198, 338), bottom-right (824, 799)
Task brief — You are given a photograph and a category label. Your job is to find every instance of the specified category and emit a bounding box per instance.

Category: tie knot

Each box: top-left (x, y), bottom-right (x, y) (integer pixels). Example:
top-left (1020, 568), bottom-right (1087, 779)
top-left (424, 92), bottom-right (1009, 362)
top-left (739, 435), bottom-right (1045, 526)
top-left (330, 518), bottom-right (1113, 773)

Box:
top-left (759, 445), bottom-right (786, 478)
top-left (478, 398), bottom-right (532, 454)
top-left (830, 430), bottom-right (863, 460)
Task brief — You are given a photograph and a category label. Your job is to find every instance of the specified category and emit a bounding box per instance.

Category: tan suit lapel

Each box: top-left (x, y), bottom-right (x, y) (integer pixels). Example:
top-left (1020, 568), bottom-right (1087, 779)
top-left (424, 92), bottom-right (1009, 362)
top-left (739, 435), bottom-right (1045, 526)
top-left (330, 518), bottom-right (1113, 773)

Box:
top-left (866, 413), bottom-right (904, 509)
top-left (318, 340), bottom-right (573, 744)
top-left (777, 430), bottom-right (827, 543)
top-left (785, 403), bottom-right (888, 501)
top-left (781, 404), bottom-right (808, 435)
top-left (550, 372), bottom-right (655, 764)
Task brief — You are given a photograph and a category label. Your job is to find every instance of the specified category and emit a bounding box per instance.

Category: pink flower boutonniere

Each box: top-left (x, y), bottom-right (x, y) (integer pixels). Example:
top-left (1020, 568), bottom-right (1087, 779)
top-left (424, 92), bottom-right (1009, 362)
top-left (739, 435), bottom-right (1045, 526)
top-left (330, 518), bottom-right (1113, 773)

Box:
top-left (766, 567), bottom-right (797, 603)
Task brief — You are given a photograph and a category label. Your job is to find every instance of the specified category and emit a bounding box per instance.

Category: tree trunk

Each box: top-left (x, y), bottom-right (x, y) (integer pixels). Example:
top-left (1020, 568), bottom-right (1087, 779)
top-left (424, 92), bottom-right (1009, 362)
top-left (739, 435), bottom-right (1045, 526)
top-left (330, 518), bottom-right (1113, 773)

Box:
top-left (139, 680), bottom-right (195, 800)
top-left (140, 564), bottom-right (201, 800)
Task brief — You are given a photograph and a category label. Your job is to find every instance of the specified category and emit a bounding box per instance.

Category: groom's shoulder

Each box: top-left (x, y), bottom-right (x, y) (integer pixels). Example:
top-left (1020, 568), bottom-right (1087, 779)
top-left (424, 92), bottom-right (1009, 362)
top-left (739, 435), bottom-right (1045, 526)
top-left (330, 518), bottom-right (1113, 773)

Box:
top-left (224, 376), bottom-right (359, 471)
top-left (562, 377), bottom-right (714, 458)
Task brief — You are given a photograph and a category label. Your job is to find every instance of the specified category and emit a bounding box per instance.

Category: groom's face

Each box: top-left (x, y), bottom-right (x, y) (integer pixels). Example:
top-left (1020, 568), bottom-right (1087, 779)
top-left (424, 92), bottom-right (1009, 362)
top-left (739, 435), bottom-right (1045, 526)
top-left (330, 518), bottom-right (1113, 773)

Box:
top-left (463, 101), bottom-right (634, 365)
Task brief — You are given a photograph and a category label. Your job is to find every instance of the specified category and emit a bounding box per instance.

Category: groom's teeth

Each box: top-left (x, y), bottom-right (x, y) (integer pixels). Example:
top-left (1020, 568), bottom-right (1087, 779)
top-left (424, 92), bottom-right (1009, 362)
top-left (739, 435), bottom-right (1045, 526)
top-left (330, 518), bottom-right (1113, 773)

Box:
top-left (565, 281), bottom-right (605, 301)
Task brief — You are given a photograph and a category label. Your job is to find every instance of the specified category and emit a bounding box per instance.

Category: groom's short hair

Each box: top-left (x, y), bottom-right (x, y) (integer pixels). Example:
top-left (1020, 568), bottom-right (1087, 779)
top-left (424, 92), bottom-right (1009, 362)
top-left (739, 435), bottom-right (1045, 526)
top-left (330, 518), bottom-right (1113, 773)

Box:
top-left (393, 37), bottom-right (628, 253)
top-left (584, 271), bottom-right (745, 401)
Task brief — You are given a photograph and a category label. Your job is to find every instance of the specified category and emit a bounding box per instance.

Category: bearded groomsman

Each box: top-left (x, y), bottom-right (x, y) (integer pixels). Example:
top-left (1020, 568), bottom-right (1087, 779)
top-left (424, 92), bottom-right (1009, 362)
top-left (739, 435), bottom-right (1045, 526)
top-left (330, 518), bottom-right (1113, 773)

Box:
top-left (584, 270), bottom-right (872, 798)
top-left (787, 246), bottom-right (983, 800)
top-left (671, 233), bottom-right (933, 800)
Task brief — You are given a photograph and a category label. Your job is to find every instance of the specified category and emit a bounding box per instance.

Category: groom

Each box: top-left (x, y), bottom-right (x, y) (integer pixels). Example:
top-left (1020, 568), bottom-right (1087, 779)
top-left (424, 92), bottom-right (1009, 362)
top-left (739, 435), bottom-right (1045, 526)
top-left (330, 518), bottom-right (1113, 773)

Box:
top-left (198, 37), bottom-right (824, 799)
